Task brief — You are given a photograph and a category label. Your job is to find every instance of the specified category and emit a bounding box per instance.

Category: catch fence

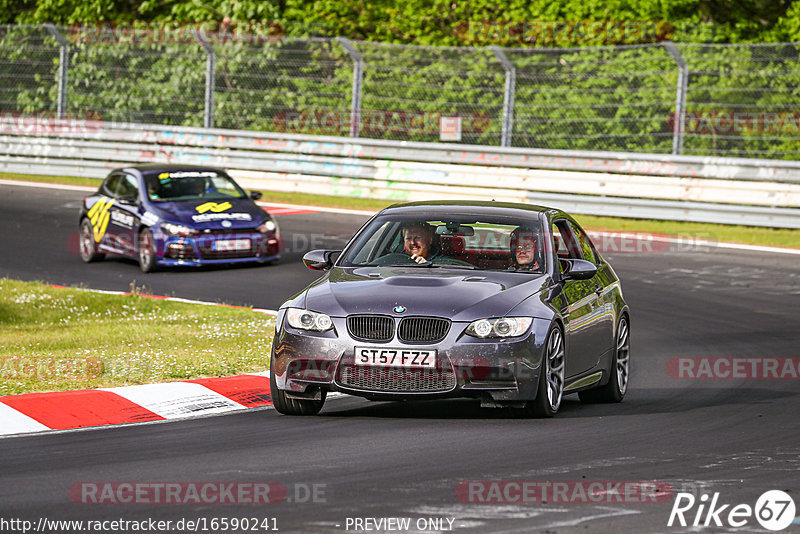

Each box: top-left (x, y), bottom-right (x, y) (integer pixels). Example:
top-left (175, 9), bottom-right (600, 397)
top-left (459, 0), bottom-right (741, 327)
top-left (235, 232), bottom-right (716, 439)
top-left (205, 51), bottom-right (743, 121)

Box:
top-left (2, 24), bottom-right (799, 159)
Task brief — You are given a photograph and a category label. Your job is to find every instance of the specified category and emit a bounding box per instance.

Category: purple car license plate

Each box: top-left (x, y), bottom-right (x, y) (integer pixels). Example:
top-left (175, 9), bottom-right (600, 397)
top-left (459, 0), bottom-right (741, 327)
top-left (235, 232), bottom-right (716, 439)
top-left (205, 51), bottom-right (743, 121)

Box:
top-left (213, 238), bottom-right (251, 252)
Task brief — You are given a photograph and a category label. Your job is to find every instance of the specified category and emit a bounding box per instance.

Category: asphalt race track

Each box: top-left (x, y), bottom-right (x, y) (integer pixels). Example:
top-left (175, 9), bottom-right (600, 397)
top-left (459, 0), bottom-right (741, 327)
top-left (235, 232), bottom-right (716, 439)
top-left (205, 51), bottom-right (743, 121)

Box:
top-left (1, 182), bottom-right (799, 533)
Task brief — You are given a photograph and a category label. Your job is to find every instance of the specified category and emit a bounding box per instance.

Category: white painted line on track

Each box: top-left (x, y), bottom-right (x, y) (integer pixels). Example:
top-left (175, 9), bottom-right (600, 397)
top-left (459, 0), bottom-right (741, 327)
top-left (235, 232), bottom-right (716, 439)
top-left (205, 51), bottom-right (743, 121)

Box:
top-left (0, 179), bottom-right (97, 192)
top-left (102, 382), bottom-right (247, 419)
top-left (255, 200), bottom-right (374, 216)
top-left (51, 285), bottom-right (278, 315)
top-left (2, 178), bottom-right (798, 255)
top-left (0, 402), bottom-right (50, 435)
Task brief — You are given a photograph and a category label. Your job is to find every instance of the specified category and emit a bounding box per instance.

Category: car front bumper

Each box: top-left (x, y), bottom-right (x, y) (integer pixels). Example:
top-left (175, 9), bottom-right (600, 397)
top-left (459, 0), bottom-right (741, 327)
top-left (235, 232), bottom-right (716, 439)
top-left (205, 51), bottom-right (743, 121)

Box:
top-left (156, 232), bottom-right (280, 266)
top-left (271, 313), bottom-right (551, 403)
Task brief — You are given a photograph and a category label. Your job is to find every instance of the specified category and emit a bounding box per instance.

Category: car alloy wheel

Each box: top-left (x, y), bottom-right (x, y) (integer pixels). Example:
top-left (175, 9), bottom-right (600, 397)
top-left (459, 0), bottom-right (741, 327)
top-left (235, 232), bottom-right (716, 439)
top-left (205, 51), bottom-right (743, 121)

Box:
top-left (615, 316), bottom-right (630, 395)
top-left (269, 355), bottom-right (326, 416)
top-left (518, 325), bottom-right (564, 418)
top-left (138, 228), bottom-right (157, 273)
top-left (544, 327), bottom-right (565, 412)
top-left (79, 219), bottom-right (105, 263)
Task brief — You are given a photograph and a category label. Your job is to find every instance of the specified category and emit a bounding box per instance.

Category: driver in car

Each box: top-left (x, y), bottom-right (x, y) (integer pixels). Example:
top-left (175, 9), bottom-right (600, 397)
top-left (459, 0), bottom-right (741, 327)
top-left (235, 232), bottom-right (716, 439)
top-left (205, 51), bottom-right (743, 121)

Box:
top-left (403, 222), bottom-right (439, 264)
top-left (510, 227), bottom-right (543, 271)
top-left (400, 222), bottom-right (476, 267)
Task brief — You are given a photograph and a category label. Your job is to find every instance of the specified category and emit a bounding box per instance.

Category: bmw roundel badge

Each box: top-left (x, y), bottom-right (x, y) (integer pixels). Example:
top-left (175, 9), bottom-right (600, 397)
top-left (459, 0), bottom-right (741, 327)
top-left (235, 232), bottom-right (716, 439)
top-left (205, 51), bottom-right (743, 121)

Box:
top-left (393, 305), bottom-right (406, 314)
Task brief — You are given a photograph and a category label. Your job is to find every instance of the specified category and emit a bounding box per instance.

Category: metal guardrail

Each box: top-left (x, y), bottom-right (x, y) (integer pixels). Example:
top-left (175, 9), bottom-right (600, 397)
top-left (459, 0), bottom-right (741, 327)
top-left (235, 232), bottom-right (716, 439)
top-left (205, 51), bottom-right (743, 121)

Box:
top-left (1, 121), bottom-right (799, 228)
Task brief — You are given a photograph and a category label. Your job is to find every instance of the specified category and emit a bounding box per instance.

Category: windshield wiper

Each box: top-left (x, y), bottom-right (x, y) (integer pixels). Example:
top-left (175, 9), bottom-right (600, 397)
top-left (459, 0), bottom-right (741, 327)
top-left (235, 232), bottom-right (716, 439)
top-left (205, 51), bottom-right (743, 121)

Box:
top-left (381, 263), bottom-right (433, 267)
top-left (506, 267), bottom-right (544, 274)
top-left (430, 263), bottom-right (477, 269)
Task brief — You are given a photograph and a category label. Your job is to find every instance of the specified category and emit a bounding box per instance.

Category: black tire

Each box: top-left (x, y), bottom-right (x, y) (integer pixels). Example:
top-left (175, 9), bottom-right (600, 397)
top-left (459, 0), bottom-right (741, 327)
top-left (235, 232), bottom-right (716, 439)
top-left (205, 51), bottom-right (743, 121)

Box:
top-left (515, 325), bottom-right (565, 418)
top-left (579, 314), bottom-right (630, 404)
top-left (138, 228), bottom-right (158, 273)
top-left (269, 357), bottom-right (326, 415)
top-left (79, 219), bottom-right (105, 263)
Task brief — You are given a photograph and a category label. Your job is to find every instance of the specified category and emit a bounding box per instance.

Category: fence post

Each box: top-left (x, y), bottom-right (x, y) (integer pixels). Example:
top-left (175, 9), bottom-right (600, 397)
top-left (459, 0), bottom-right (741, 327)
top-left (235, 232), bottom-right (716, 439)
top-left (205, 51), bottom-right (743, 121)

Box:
top-left (663, 42), bottom-right (688, 155)
top-left (490, 46), bottom-right (515, 148)
top-left (193, 31), bottom-right (216, 129)
top-left (336, 37), bottom-right (363, 138)
top-left (44, 24), bottom-right (69, 119)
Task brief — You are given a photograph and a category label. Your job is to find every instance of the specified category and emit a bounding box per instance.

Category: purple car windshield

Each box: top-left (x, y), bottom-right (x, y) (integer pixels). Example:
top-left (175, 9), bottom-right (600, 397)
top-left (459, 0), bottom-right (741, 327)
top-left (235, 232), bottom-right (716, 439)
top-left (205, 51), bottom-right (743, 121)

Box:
top-left (144, 170), bottom-right (247, 202)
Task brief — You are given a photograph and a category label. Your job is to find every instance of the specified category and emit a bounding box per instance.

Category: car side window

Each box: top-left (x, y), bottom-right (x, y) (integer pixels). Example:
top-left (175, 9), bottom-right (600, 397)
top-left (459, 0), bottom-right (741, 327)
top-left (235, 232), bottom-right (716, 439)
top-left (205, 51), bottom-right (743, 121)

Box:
top-left (350, 221), bottom-right (395, 264)
top-left (102, 174), bottom-right (122, 198)
top-left (552, 220), bottom-right (583, 275)
top-left (552, 220), bottom-right (582, 259)
top-left (115, 174), bottom-right (139, 201)
top-left (569, 221), bottom-right (600, 265)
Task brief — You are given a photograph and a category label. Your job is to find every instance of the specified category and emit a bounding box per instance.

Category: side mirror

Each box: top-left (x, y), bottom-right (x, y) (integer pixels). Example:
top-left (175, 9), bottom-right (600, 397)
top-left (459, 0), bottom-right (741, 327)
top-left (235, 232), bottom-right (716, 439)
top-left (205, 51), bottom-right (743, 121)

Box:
top-left (302, 249), bottom-right (341, 271)
top-left (250, 191), bottom-right (263, 201)
top-left (562, 259), bottom-right (597, 280)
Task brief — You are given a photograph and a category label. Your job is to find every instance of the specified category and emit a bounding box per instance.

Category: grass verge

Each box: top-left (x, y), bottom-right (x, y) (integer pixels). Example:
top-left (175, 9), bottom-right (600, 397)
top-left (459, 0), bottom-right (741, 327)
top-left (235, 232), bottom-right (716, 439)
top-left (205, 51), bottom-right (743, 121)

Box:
top-left (2, 171), bottom-right (799, 250)
top-left (0, 279), bottom-right (274, 396)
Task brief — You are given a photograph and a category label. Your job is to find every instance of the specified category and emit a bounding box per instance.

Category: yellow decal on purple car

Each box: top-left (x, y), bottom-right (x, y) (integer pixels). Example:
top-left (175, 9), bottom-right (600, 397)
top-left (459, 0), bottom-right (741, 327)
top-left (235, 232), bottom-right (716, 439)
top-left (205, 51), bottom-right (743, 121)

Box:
top-left (195, 201), bottom-right (233, 214)
top-left (86, 196), bottom-right (114, 242)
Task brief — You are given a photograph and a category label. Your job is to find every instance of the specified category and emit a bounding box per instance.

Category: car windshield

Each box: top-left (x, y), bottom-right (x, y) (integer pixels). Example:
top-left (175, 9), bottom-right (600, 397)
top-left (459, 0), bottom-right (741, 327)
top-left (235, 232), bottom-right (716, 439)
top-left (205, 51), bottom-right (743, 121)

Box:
top-left (143, 170), bottom-right (247, 202)
top-left (339, 213), bottom-right (547, 273)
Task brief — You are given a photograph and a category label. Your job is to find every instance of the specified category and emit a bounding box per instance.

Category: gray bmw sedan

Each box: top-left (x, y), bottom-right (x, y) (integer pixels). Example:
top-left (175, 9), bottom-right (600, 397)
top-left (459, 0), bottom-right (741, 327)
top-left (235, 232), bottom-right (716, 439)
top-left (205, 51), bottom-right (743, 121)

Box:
top-left (270, 201), bottom-right (630, 418)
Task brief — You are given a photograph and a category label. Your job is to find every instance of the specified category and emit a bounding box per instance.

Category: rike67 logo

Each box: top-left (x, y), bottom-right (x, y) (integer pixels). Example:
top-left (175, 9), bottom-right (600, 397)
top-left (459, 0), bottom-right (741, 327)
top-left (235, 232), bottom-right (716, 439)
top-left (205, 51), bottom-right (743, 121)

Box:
top-left (668, 490), bottom-right (796, 531)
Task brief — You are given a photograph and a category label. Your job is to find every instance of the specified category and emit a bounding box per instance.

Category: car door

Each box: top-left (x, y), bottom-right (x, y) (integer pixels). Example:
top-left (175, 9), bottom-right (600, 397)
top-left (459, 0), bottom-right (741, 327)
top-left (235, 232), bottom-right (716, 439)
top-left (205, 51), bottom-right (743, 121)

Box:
top-left (551, 219), bottom-right (606, 377)
top-left (569, 220), bottom-right (615, 359)
top-left (88, 173), bottom-right (122, 253)
top-left (107, 172), bottom-right (142, 255)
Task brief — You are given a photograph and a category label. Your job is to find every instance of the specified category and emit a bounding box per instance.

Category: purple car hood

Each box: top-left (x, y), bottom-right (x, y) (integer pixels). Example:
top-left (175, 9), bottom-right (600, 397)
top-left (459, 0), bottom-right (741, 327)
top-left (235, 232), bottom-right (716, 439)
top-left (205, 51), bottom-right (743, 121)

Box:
top-left (150, 198), bottom-right (266, 230)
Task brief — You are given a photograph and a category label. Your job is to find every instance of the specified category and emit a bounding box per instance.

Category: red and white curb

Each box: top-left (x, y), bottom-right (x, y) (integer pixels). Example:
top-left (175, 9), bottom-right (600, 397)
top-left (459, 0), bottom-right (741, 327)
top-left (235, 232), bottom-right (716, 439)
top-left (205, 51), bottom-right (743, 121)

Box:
top-left (0, 372), bottom-right (274, 438)
top-left (1, 286), bottom-right (280, 438)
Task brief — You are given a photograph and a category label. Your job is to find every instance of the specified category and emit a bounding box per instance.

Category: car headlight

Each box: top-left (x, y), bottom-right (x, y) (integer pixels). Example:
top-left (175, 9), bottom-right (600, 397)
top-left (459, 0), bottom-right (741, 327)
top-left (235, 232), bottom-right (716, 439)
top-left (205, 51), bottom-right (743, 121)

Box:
top-left (286, 308), bottom-right (333, 332)
top-left (161, 222), bottom-right (197, 237)
top-left (257, 219), bottom-right (277, 233)
top-left (465, 317), bottom-right (532, 338)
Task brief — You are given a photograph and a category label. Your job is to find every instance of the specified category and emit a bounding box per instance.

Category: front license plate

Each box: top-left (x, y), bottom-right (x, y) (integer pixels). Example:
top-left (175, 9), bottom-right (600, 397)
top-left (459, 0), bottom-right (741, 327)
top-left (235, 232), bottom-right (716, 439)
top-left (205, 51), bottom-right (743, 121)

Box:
top-left (355, 347), bottom-right (436, 368)
top-left (213, 239), bottom-right (250, 252)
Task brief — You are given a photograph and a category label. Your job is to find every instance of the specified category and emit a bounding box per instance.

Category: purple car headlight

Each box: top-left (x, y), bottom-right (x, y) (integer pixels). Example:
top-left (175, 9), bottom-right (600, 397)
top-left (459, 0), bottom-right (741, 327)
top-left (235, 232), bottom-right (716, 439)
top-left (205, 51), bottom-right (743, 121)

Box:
top-left (465, 317), bottom-right (533, 338)
top-left (161, 222), bottom-right (197, 237)
top-left (257, 220), bottom-right (277, 233)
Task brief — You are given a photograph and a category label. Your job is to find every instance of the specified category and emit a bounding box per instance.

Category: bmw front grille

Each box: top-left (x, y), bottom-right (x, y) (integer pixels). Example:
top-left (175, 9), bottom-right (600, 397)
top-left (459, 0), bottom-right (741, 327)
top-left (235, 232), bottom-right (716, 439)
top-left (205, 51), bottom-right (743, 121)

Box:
top-left (346, 315), bottom-right (450, 343)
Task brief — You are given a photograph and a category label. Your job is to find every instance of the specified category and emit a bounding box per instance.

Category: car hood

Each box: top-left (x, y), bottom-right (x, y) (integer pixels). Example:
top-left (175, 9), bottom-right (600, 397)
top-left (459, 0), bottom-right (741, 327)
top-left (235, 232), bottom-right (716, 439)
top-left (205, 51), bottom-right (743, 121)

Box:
top-left (148, 198), bottom-right (266, 229)
top-left (303, 266), bottom-right (550, 321)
